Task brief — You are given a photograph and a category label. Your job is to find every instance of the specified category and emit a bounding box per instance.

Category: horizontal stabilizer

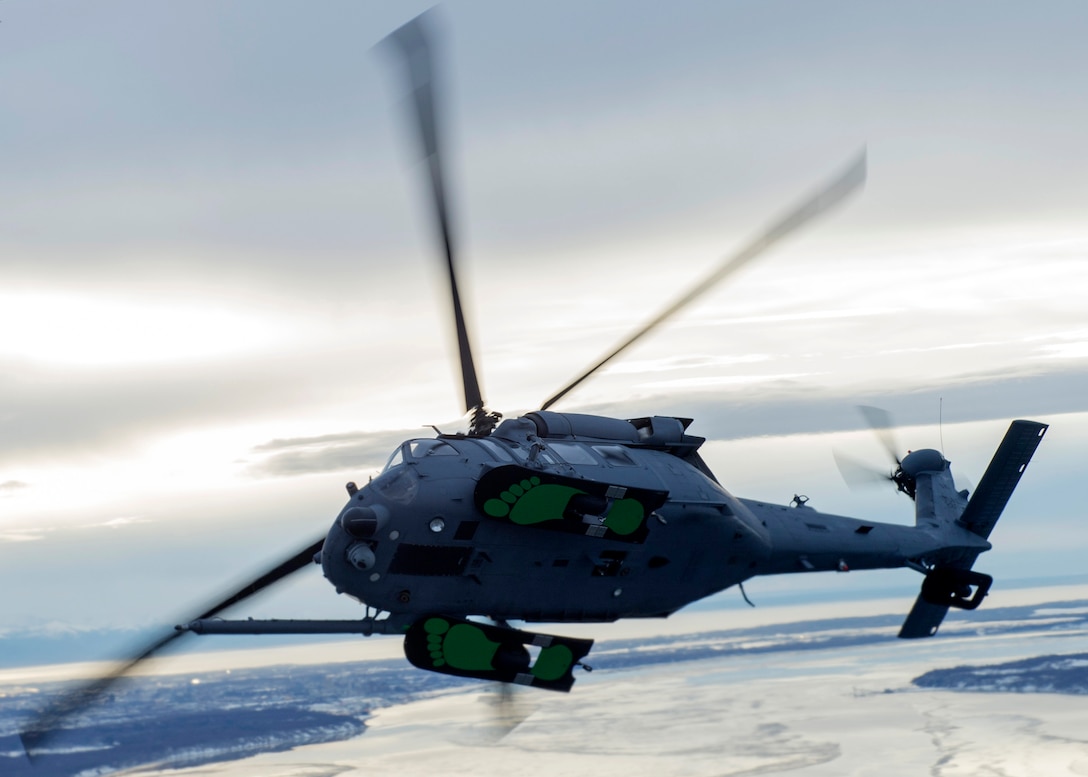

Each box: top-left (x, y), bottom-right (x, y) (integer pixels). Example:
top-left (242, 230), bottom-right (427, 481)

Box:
top-left (959, 420), bottom-right (1047, 539)
top-left (898, 594), bottom-right (952, 639)
top-left (898, 562), bottom-right (988, 638)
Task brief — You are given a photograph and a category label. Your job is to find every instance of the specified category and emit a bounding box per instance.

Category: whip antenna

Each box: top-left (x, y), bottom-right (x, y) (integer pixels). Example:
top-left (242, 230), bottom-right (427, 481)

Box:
top-left (939, 396), bottom-right (945, 452)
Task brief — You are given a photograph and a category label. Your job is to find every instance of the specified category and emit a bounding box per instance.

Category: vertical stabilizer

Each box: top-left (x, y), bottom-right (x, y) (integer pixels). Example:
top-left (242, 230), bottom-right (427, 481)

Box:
top-left (898, 419), bottom-right (1047, 639)
top-left (958, 420), bottom-right (1048, 539)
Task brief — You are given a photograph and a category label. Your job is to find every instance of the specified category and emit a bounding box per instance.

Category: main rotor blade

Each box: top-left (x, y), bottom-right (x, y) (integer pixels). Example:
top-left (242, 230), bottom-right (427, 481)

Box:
top-left (540, 150), bottom-right (867, 411)
top-left (21, 536), bottom-right (325, 757)
top-left (486, 681), bottom-right (533, 740)
top-left (385, 13), bottom-right (485, 416)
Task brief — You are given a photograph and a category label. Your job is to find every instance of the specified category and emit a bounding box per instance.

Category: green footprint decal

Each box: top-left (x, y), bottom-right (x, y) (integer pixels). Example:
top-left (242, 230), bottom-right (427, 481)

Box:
top-left (602, 500), bottom-right (644, 536)
top-left (483, 476), bottom-right (645, 535)
top-left (424, 617), bottom-right (500, 671)
top-left (530, 644), bottom-right (575, 681)
top-left (422, 617), bottom-right (576, 681)
top-left (483, 477), bottom-right (582, 525)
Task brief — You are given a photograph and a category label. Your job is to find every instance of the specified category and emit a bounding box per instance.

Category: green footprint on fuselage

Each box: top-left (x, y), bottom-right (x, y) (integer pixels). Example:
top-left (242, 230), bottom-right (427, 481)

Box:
top-left (483, 476), bottom-right (645, 535)
top-left (483, 477), bottom-right (582, 525)
top-left (601, 499), bottom-right (643, 536)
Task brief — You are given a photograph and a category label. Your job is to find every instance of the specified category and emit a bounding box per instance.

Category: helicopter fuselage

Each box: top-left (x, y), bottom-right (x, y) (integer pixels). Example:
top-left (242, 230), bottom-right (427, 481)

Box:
top-left (321, 410), bottom-right (989, 624)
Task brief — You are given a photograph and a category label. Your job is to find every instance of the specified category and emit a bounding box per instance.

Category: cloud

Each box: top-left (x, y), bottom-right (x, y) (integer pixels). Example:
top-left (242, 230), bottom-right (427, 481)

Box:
top-left (0, 479), bottom-right (29, 493)
top-left (0, 350), bottom-right (362, 467)
top-left (575, 364), bottom-right (1088, 444)
top-left (638, 372), bottom-right (816, 391)
top-left (244, 428), bottom-right (417, 478)
top-left (84, 516), bottom-right (150, 530)
top-left (605, 353), bottom-right (772, 375)
top-left (230, 363), bottom-right (1088, 480)
top-left (0, 529), bottom-right (47, 543)
top-left (0, 515), bottom-right (152, 543)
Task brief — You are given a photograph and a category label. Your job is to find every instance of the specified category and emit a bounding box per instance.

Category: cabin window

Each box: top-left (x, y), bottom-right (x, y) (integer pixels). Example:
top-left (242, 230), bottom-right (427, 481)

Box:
top-left (592, 445), bottom-right (636, 466)
top-left (548, 442), bottom-right (599, 466)
top-left (409, 439), bottom-right (458, 458)
top-left (504, 442), bottom-right (557, 465)
top-left (505, 443), bottom-right (529, 461)
top-left (474, 438), bottom-right (515, 462)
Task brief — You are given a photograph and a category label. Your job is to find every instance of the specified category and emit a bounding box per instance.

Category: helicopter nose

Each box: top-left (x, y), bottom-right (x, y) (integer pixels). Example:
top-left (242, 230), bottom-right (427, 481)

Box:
top-left (340, 505), bottom-right (385, 538)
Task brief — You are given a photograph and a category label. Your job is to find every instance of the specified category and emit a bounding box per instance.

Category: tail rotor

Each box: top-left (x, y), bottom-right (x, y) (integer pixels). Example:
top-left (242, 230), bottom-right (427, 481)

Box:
top-left (834, 405), bottom-right (918, 500)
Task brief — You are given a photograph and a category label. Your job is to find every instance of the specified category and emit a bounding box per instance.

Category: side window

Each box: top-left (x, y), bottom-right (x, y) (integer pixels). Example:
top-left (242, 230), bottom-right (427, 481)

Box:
top-left (475, 439), bottom-right (515, 462)
top-left (549, 442), bottom-right (599, 466)
top-left (593, 445), bottom-right (636, 466)
top-left (501, 441), bottom-right (558, 465)
top-left (504, 443), bottom-right (529, 462)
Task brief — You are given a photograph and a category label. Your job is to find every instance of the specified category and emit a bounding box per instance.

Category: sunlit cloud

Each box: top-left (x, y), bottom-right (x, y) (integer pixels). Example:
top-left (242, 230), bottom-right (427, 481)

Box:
top-left (82, 516), bottom-right (150, 530)
top-left (1038, 338), bottom-right (1088, 361)
top-left (605, 353), bottom-right (770, 375)
top-left (639, 372), bottom-right (815, 390)
top-left (698, 307), bottom-right (900, 328)
top-left (0, 530), bottom-right (47, 543)
top-left (0, 292), bottom-right (305, 368)
top-left (244, 428), bottom-right (412, 478)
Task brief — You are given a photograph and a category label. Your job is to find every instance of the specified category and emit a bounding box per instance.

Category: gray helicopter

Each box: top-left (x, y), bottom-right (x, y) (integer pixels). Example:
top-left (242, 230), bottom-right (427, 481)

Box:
top-left (23, 12), bottom-right (1046, 750)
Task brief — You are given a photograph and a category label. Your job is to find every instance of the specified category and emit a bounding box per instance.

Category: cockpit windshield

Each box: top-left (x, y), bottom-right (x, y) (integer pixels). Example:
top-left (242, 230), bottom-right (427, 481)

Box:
top-left (383, 445), bottom-right (405, 472)
top-left (409, 439), bottom-right (459, 459)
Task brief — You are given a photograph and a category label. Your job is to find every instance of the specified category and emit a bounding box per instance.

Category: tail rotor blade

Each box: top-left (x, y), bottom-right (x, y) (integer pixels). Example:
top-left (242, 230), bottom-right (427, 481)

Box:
top-left (20, 536), bottom-right (325, 757)
top-left (845, 405), bottom-right (921, 500)
top-left (833, 448), bottom-right (894, 490)
top-left (858, 404), bottom-right (902, 467)
top-left (541, 150), bottom-right (867, 411)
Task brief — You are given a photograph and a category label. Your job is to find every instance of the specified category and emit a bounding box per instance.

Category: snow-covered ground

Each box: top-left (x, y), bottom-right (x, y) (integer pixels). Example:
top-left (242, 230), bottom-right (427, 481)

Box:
top-left (130, 585), bottom-right (1088, 777)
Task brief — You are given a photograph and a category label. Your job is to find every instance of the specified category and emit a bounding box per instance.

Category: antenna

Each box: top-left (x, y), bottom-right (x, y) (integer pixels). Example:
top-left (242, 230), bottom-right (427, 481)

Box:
top-left (939, 396), bottom-right (945, 452)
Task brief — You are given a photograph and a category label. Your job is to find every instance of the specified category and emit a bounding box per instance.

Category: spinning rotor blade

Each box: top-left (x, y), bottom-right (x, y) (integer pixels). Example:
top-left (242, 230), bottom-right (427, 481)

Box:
top-left (541, 150), bottom-right (867, 411)
top-left (833, 448), bottom-right (895, 490)
top-left (838, 405), bottom-right (923, 500)
top-left (858, 404), bottom-right (903, 467)
top-left (385, 14), bottom-right (486, 422)
top-left (20, 536), bottom-right (325, 757)
top-left (486, 681), bottom-right (533, 740)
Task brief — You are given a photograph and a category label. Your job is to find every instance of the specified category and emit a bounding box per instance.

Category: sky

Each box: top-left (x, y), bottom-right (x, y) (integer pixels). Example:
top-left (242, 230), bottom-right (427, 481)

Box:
top-left (1, 1), bottom-right (1087, 656)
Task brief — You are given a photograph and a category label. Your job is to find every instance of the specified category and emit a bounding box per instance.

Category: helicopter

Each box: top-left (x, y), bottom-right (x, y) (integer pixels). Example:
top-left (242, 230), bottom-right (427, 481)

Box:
top-left (22, 11), bottom-right (1047, 752)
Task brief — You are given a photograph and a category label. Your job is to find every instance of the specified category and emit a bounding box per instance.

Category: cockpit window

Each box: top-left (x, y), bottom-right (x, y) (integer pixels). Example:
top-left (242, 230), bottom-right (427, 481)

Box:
top-left (383, 445), bottom-right (406, 472)
top-left (409, 439), bottom-right (459, 458)
top-left (549, 442), bottom-right (599, 466)
top-left (372, 465), bottom-right (419, 504)
top-left (593, 445), bottom-right (636, 466)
